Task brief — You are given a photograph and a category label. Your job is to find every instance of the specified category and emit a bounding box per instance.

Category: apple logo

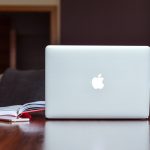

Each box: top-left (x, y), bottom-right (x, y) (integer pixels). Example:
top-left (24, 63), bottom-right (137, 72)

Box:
top-left (92, 74), bottom-right (104, 90)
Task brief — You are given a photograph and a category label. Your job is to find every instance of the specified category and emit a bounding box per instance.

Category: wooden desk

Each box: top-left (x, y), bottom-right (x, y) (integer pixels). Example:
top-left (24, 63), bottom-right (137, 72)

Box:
top-left (0, 117), bottom-right (149, 150)
top-left (0, 116), bottom-right (45, 150)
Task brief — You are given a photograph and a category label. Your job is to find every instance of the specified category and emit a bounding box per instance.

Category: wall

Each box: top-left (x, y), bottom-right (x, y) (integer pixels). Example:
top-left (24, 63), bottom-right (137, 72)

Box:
top-left (61, 0), bottom-right (150, 45)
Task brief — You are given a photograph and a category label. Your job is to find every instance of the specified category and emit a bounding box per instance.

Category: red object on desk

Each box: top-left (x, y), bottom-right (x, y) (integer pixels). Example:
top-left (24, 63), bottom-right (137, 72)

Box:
top-left (19, 113), bottom-right (32, 119)
top-left (19, 108), bottom-right (45, 119)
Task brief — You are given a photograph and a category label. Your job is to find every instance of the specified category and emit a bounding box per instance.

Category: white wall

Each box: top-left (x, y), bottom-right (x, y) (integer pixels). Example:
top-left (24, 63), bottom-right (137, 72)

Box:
top-left (0, 0), bottom-right (59, 6)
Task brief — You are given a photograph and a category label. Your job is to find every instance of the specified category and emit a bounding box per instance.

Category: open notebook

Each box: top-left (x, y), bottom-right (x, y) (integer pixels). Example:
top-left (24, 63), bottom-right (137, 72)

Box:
top-left (0, 101), bottom-right (45, 122)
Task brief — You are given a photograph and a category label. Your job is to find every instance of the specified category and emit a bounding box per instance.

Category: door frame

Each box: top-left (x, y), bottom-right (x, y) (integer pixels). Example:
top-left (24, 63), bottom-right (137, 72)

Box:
top-left (0, 5), bottom-right (58, 68)
top-left (0, 5), bottom-right (58, 44)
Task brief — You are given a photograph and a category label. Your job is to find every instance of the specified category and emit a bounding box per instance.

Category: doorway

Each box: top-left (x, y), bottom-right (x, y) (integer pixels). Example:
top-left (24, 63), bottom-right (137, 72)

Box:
top-left (0, 6), bottom-right (58, 72)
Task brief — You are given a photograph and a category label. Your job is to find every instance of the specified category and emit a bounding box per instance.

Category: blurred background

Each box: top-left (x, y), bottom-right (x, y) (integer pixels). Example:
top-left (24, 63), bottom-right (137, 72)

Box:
top-left (0, 0), bottom-right (149, 72)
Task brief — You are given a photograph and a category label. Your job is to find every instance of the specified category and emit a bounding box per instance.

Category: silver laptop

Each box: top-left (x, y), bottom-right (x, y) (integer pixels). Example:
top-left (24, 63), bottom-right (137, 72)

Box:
top-left (45, 45), bottom-right (150, 119)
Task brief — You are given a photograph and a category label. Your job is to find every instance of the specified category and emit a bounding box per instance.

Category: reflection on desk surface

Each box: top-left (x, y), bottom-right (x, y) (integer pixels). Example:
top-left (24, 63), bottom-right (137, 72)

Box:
top-left (0, 119), bottom-right (148, 150)
top-left (0, 119), bottom-right (45, 150)
top-left (45, 121), bottom-right (149, 150)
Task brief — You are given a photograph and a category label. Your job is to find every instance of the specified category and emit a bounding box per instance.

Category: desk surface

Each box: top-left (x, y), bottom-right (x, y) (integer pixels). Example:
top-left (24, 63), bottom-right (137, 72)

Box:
top-left (0, 116), bottom-right (149, 150)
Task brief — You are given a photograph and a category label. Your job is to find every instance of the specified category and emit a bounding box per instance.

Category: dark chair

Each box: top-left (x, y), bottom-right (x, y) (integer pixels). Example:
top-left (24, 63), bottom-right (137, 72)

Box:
top-left (0, 68), bottom-right (45, 106)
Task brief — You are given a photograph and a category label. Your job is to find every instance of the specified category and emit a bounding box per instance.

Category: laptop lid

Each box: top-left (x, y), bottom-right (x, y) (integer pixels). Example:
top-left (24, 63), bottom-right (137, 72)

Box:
top-left (45, 46), bottom-right (150, 119)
